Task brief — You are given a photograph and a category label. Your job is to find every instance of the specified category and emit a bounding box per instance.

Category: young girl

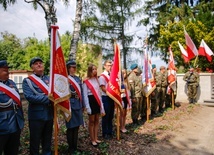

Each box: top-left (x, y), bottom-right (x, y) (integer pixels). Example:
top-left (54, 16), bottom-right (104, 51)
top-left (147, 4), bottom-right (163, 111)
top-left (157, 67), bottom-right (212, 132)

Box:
top-left (83, 64), bottom-right (105, 146)
top-left (120, 69), bottom-right (131, 133)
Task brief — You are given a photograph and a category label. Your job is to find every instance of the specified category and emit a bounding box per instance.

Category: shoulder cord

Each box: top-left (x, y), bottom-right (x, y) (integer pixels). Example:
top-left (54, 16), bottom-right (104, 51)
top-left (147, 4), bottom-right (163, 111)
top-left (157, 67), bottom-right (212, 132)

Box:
top-left (26, 78), bottom-right (44, 95)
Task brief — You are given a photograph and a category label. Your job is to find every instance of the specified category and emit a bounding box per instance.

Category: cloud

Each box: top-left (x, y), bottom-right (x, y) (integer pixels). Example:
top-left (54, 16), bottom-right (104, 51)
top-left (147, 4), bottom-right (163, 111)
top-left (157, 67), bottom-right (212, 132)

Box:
top-left (0, 1), bottom-right (75, 40)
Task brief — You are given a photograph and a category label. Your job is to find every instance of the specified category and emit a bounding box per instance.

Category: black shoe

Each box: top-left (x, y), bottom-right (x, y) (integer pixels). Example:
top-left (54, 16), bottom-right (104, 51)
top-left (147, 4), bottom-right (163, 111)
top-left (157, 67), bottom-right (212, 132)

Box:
top-left (103, 134), bottom-right (108, 139)
top-left (159, 109), bottom-right (164, 113)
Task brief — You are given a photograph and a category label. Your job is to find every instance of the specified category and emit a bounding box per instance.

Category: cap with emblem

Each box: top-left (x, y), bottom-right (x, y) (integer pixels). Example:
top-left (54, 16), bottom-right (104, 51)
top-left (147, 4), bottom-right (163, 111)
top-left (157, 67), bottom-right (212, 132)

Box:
top-left (30, 57), bottom-right (43, 67)
top-left (0, 60), bottom-right (10, 68)
top-left (130, 63), bottom-right (138, 70)
top-left (66, 60), bottom-right (76, 67)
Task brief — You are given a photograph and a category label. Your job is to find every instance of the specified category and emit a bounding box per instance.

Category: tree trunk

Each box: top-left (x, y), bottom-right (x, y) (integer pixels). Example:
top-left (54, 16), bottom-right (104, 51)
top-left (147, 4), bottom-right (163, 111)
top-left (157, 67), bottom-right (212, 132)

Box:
top-left (69, 0), bottom-right (82, 60)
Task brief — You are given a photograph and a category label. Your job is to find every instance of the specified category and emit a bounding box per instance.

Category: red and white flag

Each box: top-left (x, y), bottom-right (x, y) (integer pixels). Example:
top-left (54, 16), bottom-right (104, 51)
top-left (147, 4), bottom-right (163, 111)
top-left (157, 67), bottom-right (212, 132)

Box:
top-left (198, 39), bottom-right (213, 62)
top-left (167, 47), bottom-right (176, 94)
top-left (184, 28), bottom-right (198, 60)
top-left (178, 41), bottom-right (189, 63)
top-left (106, 43), bottom-right (123, 110)
top-left (49, 25), bottom-right (71, 122)
top-left (142, 44), bottom-right (156, 97)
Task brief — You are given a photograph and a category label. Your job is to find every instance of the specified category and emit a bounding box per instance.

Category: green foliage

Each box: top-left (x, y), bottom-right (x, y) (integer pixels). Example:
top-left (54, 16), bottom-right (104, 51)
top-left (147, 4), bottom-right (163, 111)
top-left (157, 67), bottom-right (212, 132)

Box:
top-left (81, 0), bottom-right (143, 68)
top-left (140, 0), bottom-right (214, 71)
top-left (0, 31), bottom-right (103, 75)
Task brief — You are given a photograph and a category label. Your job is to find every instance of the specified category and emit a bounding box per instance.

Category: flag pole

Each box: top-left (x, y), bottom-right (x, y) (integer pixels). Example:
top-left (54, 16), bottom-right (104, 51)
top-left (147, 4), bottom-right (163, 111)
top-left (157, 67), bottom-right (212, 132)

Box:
top-left (116, 105), bottom-right (120, 140)
top-left (51, 25), bottom-right (59, 155)
top-left (146, 96), bottom-right (150, 122)
top-left (171, 90), bottom-right (175, 110)
top-left (193, 55), bottom-right (198, 68)
top-left (54, 104), bottom-right (58, 155)
top-left (116, 40), bottom-right (121, 140)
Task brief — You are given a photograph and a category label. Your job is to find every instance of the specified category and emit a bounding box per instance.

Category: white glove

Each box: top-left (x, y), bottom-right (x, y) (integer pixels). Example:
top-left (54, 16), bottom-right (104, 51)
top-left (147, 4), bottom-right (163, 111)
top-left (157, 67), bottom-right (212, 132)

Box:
top-left (86, 107), bottom-right (91, 115)
top-left (100, 106), bottom-right (105, 116)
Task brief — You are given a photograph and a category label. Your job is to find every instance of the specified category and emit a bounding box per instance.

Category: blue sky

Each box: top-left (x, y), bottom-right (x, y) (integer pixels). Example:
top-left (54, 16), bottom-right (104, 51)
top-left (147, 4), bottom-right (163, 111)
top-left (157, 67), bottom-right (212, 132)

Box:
top-left (0, 1), bottom-right (167, 68)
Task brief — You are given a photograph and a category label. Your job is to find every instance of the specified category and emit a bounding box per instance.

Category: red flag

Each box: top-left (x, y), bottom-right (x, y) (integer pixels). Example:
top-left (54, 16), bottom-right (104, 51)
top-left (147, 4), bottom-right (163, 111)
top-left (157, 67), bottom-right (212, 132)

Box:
top-left (142, 44), bottom-right (156, 97)
top-left (198, 39), bottom-right (213, 62)
top-left (106, 43), bottom-right (123, 110)
top-left (184, 29), bottom-right (198, 60)
top-left (49, 25), bottom-right (71, 122)
top-left (178, 41), bottom-right (189, 63)
top-left (167, 47), bottom-right (176, 94)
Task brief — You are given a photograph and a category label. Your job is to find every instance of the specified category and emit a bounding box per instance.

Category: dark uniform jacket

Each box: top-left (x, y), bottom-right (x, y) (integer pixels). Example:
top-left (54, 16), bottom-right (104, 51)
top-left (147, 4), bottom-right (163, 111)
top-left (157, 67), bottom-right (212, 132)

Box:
top-left (22, 75), bottom-right (53, 121)
top-left (66, 75), bottom-right (84, 129)
top-left (0, 79), bottom-right (24, 135)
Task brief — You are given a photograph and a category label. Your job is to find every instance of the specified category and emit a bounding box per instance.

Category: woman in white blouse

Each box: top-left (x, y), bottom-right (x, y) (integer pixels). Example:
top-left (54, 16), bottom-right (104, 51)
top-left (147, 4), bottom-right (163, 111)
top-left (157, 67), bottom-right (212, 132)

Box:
top-left (83, 64), bottom-right (105, 146)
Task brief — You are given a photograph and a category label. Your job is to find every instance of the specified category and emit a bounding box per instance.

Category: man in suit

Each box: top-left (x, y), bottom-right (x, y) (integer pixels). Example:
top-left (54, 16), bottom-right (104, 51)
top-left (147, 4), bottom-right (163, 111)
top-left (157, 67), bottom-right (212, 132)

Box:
top-left (22, 57), bottom-right (53, 155)
top-left (0, 60), bottom-right (24, 155)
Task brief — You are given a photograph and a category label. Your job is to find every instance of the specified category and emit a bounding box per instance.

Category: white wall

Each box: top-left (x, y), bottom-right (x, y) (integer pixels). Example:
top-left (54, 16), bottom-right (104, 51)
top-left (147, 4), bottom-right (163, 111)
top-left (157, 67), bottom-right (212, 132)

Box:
top-left (176, 73), bottom-right (214, 103)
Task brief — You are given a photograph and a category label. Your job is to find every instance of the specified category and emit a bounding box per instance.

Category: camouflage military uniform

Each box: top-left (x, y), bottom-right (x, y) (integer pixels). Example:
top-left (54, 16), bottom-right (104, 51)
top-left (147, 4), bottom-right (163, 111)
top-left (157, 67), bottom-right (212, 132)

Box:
top-left (150, 69), bottom-right (158, 115)
top-left (128, 71), bottom-right (142, 124)
top-left (156, 69), bottom-right (168, 112)
top-left (183, 70), bottom-right (199, 103)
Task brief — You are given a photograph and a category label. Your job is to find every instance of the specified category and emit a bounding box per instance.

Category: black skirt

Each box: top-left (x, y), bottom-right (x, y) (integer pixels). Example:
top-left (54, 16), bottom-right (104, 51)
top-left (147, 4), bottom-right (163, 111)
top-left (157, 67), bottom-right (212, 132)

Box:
top-left (88, 95), bottom-right (100, 115)
top-left (122, 97), bottom-right (128, 109)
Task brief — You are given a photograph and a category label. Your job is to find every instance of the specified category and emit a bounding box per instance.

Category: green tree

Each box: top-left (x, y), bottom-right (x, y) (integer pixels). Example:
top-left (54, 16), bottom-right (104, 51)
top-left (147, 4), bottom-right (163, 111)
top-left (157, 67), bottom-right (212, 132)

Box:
top-left (0, 31), bottom-right (22, 65)
top-left (81, 0), bottom-right (142, 69)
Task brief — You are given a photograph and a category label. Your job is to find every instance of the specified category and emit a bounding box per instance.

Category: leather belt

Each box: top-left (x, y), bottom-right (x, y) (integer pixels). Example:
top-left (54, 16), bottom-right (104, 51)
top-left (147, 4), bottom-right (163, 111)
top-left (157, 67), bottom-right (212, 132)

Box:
top-left (71, 94), bottom-right (79, 99)
top-left (0, 105), bottom-right (19, 112)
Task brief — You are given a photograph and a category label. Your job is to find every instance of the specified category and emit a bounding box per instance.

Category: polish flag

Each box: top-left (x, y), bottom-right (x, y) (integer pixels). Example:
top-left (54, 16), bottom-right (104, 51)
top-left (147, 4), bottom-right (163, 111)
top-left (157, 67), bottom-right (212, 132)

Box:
top-left (167, 46), bottom-right (176, 94)
top-left (198, 39), bottom-right (213, 62)
top-left (184, 29), bottom-right (198, 60)
top-left (49, 25), bottom-right (71, 122)
top-left (178, 41), bottom-right (189, 63)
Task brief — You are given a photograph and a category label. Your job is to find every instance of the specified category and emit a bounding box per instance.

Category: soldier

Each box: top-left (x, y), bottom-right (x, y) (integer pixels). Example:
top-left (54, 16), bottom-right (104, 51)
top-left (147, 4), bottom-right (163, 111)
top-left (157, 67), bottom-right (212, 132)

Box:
top-left (66, 60), bottom-right (84, 153)
top-left (0, 60), bottom-right (24, 155)
top-left (183, 67), bottom-right (200, 104)
top-left (156, 66), bottom-right (168, 113)
top-left (128, 63), bottom-right (142, 125)
top-left (22, 57), bottom-right (53, 155)
top-left (150, 64), bottom-right (159, 117)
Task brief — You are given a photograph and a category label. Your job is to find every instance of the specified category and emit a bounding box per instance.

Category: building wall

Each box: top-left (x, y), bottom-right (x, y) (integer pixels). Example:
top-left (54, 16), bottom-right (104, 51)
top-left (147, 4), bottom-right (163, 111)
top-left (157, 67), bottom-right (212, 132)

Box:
top-left (176, 73), bottom-right (214, 103)
top-left (9, 70), bottom-right (32, 93)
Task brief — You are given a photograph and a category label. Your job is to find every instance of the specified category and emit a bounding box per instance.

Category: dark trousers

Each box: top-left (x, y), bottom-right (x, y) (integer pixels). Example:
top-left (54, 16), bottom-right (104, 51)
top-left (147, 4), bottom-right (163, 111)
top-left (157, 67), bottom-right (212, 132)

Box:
top-left (101, 96), bottom-right (115, 136)
top-left (0, 130), bottom-right (21, 155)
top-left (66, 126), bottom-right (79, 154)
top-left (29, 120), bottom-right (53, 155)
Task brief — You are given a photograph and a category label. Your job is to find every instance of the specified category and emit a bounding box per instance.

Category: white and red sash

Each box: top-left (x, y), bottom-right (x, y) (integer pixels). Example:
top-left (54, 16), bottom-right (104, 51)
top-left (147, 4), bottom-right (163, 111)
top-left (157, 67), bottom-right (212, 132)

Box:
top-left (68, 76), bottom-right (82, 101)
top-left (100, 73), bottom-right (109, 83)
top-left (28, 74), bottom-right (49, 95)
top-left (84, 79), bottom-right (102, 107)
top-left (0, 82), bottom-right (21, 106)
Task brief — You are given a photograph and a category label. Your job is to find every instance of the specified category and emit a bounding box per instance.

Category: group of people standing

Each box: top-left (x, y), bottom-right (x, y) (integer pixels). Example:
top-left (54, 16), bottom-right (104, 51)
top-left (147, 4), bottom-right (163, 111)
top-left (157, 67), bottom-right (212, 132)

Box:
top-left (0, 57), bottom-right (200, 155)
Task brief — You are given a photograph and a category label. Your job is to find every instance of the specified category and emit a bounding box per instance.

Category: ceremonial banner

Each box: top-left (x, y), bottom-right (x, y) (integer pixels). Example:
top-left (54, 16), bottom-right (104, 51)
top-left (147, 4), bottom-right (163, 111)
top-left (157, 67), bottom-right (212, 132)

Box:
top-left (198, 39), bottom-right (213, 62)
top-left (49, 25), bottom-right (71, 121)
top-left (178, 41), bottom-right (189, 63)
top-left (106, 43), bottom-right (122, 110)
top-left (184, 28), bottom-right (198, 60)
top-left (167, 47), bottom-right (176, 94)
top-left (142, 44), bottom-right (156, 97)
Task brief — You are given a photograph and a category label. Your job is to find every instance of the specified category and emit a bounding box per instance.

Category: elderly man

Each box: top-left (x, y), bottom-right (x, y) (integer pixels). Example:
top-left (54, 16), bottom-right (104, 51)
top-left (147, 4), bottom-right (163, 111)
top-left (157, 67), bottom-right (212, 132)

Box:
top-left (128, 63), bottom-right (142, 125)
top-left (22, 57), bottom-right (53, 155)
top-left (0, 60), bottom-right (24, 155)
top-left (183, 67), bottom-right (200, 104)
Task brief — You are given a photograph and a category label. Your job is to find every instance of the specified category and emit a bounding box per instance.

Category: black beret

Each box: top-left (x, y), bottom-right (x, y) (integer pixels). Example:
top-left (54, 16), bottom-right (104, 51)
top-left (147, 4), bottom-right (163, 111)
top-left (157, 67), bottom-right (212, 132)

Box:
top-left (30, 57), bottom-right (43, 67)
